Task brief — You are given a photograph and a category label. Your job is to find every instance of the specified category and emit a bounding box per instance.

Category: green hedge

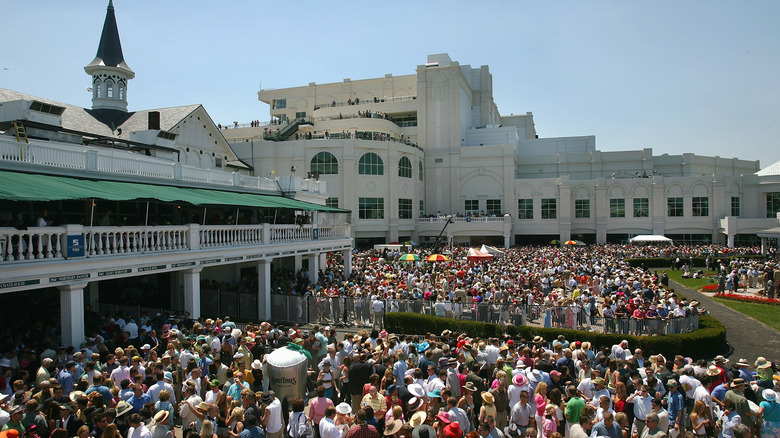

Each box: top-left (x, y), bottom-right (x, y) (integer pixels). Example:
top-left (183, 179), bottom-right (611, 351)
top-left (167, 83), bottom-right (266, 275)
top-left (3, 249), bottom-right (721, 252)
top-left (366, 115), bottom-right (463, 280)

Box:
top-left (626, 255), bottom-right (765, 268)
top-left (384, 313), bottom-right (726, 360)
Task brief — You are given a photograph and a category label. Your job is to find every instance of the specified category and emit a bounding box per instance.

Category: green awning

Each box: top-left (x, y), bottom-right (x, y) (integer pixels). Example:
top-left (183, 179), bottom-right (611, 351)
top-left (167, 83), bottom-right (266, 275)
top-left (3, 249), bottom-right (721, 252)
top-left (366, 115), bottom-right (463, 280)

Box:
top-left (0, 170), bottom-right (348, 213)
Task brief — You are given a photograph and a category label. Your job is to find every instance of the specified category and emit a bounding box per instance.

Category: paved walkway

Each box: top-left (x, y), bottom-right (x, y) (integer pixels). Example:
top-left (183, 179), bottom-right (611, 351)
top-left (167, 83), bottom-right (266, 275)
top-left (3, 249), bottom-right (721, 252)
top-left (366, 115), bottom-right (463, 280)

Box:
top-left (667, 278), bottom-right (780, 365)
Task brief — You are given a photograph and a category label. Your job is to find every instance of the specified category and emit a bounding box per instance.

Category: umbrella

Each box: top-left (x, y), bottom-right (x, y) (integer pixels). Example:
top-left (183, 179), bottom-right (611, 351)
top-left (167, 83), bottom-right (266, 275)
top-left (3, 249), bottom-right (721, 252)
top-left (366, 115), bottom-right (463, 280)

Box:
top-left (398, 254), bottom-right (420, 261)
top-left (426, 254), bottom-right (450, 262)
top-left (550, 240), bottom-right (561, 245)
top-left (575, 240), bottom-right (586, 246)
top-left (563, 240), bottom-right (578, 245)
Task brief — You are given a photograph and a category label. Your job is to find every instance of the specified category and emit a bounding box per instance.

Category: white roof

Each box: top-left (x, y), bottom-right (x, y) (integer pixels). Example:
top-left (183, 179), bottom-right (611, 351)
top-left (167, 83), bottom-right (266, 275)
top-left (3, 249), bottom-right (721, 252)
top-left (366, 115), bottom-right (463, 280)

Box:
top-left (756, 159), bottom-right (780, 176)
top-left (630, 235), bottom-right (673, 243)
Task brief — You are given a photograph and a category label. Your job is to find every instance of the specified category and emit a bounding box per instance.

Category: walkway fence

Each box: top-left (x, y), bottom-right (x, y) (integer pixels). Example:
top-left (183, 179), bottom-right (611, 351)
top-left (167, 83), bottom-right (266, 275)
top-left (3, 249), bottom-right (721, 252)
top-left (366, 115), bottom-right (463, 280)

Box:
top-left (269, 295), bottom-right (699, 335)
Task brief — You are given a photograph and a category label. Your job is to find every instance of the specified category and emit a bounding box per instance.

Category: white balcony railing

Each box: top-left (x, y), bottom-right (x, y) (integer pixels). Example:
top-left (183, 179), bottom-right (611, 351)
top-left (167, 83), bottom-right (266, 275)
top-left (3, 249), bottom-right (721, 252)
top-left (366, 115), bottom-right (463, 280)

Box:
top-left (0, 137), bottom-right (323, 194)
top-left (0, 224), bottom-right (350, 263)
top-left (417, 216), bottom-right (506, 223)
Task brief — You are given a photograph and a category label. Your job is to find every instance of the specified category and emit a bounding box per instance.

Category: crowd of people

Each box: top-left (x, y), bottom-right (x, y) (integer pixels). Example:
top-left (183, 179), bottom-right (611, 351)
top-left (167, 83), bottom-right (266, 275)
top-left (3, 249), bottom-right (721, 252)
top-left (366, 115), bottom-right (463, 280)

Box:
top-left (1, 243), bottom-right (780, 438)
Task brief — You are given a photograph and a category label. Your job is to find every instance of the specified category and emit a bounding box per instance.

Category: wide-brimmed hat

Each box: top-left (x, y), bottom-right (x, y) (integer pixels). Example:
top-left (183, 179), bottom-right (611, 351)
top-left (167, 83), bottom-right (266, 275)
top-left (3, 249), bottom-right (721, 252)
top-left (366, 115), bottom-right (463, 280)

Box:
top-left (427, 388), bottom-right (442, 399)
top-left (251, 359), bottom-right (262, 370)
top-left (409, 411), bottom-right (427, 427)
top-left (115, 401), bottom-right (133, 417)
top-left (336, 402), bottom-right (352, 415)
top-left (481, 392), bottom-right (494, 404)
top-left (736, 358), bottom-right (750, 367)
top-left (592, 377), bottom-right (606, 386)
top-left (385, 419), bottom-right (404, 436)
top-left (706, 365), bottom-right (720, 376)
top-left (713, 355), bottom-right (728, 364)
top-left (443, 422), bottom-right (463, 438)
top-left (417, 342), bottom-right (430, 353)
top-left (763, 389), bottom-right (777, 402)
top-left (69, 391), bottom-right (86, 403)
top-left (544, 404), bottom-right (557, 416)
top-left (197, 402), bottom-right (211, 411)
top-left (408, 384), bottom-right (425, 398)
top-left (12, 390), bottom-right (32, 406)
top-left (533, 336), bottom-right (544, 344)
top-left (463, 382), bottom-right (478, 392)
top-left (412, 424), bottom-right (437, 438)
top-left (435, 411), bottom-right (451, 424)
top-left (512, 374), bottom-right (527, 387)
top-left (731, 378), bottom-right (746, 387)
top-left (407, 397), bottom-right (424, 411)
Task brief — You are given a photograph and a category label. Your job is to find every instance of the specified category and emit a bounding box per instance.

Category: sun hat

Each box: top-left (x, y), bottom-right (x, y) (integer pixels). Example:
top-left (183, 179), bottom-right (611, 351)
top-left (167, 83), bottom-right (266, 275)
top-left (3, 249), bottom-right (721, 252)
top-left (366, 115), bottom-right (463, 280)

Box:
top-left (481, 392), bottom-right (495, 404)
top-left (463, 382), bottom-right (478, 392)
top-left (544, 404), bottom-right (557, 416)
top-left (260, 391), bottom-right (276, 404)
top-left (592, 377), bottom-right (606, 386)
top-left (736, 358), bottom-right (749, 367)
top-left (385, 419), bottom-right (404, 436)
top-left (435, 411), bottom-right (452, 424)
top-left (443, 422), bottom-right (463, 438)
top-left (153, 410), bottom-right (169, 424)
top-left (412, 424), bottom-right (437, 438)
top-left (408, 384), bottom-right (425, 398)
top-left (706, 365), bottom-right (720, 377)
top-left (336, 402), bottom-right (352, 415)
top-left (512, 374), bottom-right (527, 387)
top-left (666, 379), bottom-right (678, 387)
top-left (407, 397), bottom-right (424, 411)
top-left (115, 401), bottom-right (132, 417)
top-left (409, 411), bottom-right (427, 427)
top-left (251, 359), bottom-right (262, 370)
top-left (427, 388), bottom-right (442, 399)
top-left (763, 389), bottom-right (777, 403)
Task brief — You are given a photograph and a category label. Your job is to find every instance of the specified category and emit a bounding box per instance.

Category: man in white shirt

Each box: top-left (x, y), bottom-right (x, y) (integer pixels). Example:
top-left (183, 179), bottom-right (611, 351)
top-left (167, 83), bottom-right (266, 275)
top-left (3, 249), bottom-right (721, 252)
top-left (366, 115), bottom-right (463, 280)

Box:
top-left (319, 406), bottom-right (341, 438)
top-left (127, 413), bottom-right (152, 438)
top-left (626, 385), bottom-right (653, 436)
top-left (110, 357), bottom-right (131, 387)
top-left (262, 391), bottom-right (284, 438)
top-left (611, 340), bottom-right (628, 361)
top-left (178, 385), bottom-right (203, 433)
top-left (146, 372), bottom-right (176, 404)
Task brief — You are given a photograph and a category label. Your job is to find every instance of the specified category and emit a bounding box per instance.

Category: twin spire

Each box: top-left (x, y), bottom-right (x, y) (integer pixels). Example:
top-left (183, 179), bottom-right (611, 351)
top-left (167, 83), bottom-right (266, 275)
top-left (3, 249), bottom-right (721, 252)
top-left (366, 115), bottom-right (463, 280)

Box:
top-left (84, 0), bottom-right (134, 112)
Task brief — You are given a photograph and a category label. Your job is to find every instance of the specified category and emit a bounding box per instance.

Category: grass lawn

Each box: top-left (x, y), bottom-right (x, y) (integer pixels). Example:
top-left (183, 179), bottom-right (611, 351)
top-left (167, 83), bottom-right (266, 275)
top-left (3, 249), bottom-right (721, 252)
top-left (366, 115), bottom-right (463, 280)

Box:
top-left (712, 298), bottom-right (780, 332)
top-left (665, 270), bottom-right (718, 291)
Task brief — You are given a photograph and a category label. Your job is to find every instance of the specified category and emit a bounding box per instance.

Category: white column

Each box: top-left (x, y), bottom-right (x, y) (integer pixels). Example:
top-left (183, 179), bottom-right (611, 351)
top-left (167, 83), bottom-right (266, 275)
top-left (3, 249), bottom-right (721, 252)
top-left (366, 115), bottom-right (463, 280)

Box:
top-left (761, 237), bottom-right (767, 254)
top-left (59, 282), bottom-right (88, 348)
top-left (342, 249), bottom-right (352, 278)
top-left (727, 234), bottom-right (735, 248)
top-left (257, 260), bottom-right (271, 321)
top-left (182, 268), bottom-right (202, 319)
top-left (308, 254), bottom-right (320, 284)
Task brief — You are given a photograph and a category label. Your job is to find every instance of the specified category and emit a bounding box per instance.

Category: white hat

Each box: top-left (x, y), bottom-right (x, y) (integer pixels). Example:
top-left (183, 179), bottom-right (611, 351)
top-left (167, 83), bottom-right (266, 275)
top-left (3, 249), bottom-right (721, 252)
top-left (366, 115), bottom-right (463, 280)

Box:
top-left (233, 352), bottom-right (245, 359)
top-left (336, 402), bottom-right (352, 414)
top-left (251, 359), bottom-right (262, 370)
top-left (407, 383), bottom-right (425, 398)
top-left (764, 389), bottom-right (777, 403)
top-left (141, 344), bottom-right (151, 350)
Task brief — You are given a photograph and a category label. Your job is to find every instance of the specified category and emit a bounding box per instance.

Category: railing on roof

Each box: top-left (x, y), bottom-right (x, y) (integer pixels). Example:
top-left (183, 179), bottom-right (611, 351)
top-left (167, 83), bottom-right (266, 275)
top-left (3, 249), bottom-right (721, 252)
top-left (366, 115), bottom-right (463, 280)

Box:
top-left (0, 136), bottom-right (326, 194)
top-left (0, 223), bottom-right (350, 263)
top-left (313, 95), bottom-right (417, 110)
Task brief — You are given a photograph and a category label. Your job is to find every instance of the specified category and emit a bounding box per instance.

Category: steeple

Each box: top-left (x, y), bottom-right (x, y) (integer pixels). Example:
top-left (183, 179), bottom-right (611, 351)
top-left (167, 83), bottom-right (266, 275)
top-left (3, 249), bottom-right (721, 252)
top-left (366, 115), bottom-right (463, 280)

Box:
top-left (85, 0), bottom-right (134, 112)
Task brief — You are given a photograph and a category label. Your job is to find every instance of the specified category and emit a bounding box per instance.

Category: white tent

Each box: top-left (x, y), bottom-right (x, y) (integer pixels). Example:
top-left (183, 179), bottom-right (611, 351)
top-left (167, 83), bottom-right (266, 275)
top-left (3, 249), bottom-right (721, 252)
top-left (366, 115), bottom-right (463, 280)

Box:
top-left (629, 235), bottom-right (673, 244)
top-left (480, 244), bottom-right (505, 257)
top-left (467, 247), bottom-right (493, 261)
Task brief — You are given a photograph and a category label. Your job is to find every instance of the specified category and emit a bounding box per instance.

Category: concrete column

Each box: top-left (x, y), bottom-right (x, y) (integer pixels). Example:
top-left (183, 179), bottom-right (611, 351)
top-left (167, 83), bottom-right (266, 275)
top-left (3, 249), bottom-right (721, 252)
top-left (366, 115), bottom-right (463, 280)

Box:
top-left (182, 268), bottom-right (202, 319)
top-left (294, 255), bottom-right (303, 273)
top-left (761, 237), bottom-right (767, 255)
top-left (87, 282), bottom-right (99, 310)
top-left (257, 260), bottom-right (271, 321)
top-left (308, 254), bottom-right (320, 284)
top-left (343, 249), bottom-right (352, 278)
top-left (59, 282), bottom-right (88, 347)
top-left (727, 234), bottom-right (735, 248)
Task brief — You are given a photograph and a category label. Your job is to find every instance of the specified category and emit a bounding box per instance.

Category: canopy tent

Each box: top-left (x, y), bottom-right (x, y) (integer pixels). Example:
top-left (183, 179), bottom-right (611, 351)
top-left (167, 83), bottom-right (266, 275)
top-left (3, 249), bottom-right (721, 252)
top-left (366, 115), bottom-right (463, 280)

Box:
top-left (467, 247), bottom-right (493, 261)
top-left (629, 235), bottom-right (673, 244)
top-left (480, 244), bottom-right (504, 257)
top-left (0, 170), bottom-right (348, 213)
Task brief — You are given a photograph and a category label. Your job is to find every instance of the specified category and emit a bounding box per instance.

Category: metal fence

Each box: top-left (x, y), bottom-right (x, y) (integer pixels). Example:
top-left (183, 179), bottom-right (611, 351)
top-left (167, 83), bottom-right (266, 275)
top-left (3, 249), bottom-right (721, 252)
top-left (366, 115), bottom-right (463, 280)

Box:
top-left (268, 295), bottom-right (699, 335)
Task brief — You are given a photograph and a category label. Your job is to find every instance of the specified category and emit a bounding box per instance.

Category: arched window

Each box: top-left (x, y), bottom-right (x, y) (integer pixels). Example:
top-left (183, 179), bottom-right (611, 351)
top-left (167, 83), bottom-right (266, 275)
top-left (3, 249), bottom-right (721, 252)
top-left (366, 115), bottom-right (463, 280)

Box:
top-left (118, 86), bottom-right (124, 100)
top-left (310, 151), bottom-right (339, 175)
top-left (359, 152), bottom-right (384, 175)
top-left (105, 80), bottom-right (114, 98)
top-left (419, 161), bottom-right (424, 181)
top-left (398, 156), bottom-right (412, 178)
top-left (96, 83), bottom-right (102, 98)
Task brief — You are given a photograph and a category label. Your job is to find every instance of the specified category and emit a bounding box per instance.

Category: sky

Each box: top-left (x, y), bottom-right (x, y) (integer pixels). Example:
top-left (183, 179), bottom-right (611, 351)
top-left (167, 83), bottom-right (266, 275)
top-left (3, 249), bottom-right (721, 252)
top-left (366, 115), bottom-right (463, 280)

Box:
top-left (3, 0), bottom-right (779, 167)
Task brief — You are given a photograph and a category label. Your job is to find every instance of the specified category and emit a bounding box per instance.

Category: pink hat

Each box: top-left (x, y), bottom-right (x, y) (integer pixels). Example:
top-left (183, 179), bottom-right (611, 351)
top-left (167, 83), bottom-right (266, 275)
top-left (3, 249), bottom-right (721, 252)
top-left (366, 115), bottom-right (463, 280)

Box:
top-left (512, 373), bottom-right (527, 387)
top-left (435, 411), bottom-right (451, 424)
top-left (550, 370), bottom-right (562, 377)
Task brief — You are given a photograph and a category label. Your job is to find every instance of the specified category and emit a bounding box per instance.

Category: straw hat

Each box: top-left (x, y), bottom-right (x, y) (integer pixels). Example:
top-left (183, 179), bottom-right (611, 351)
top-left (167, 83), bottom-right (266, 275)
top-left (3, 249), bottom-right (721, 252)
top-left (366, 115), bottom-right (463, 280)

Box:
top-left (481, 392), bottom-right (494, 404)
top-left (385, 419), bottom-right (404, 436)
top-left (409, 411), bottom-right (427, 427)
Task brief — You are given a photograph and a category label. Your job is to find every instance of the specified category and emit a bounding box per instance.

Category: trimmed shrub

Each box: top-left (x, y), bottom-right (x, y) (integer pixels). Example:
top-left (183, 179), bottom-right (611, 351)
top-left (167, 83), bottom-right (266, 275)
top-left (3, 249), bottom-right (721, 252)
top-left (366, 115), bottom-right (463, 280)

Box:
top-left (384, 313), bottom-right (726, 360)
top-left (625, 258), bottom-right (671, 268)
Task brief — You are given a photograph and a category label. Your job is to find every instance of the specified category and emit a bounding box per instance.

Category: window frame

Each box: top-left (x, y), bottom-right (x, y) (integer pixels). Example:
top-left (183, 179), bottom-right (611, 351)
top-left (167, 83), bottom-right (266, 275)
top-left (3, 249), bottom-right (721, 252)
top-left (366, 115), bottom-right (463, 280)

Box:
top-left (668, 197), bottom-right (684, 217)
top-left (692, 197), bottom-right (709, 217)
top-left (486, 199), bottom-right (502, 216)
top-left (541, 198), bottom-right (557, 219)
top-left (517, 199), bottom-right (534, 220)
top-left (310, 151), bottom-right (339, 175)
top-left (610, 198), bottom-right (626, 218)
top-left (574, 199), bottom-right (590, 219)
top-left (398, 156), bottom-right (412, 178)
top-left (358, 152), bottom-right (384, 175)
top-left (358, 197), bottom-right (384, 219)
top-left (633, 198), bottom-right (649, 218)
top-left (398, 198), bottom-right (413, 219)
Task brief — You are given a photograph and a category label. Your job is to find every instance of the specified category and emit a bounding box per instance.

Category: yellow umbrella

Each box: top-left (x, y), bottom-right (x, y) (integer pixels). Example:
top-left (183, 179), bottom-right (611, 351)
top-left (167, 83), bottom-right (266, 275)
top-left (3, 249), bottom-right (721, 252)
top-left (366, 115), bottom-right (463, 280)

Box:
top-left (426, 254), bottom-right (450, 262)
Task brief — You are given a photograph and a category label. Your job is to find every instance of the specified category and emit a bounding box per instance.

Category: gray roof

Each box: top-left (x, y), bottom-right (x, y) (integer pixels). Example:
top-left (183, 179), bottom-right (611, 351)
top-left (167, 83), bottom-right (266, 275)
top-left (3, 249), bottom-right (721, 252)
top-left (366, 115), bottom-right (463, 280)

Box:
top-left (756, 160), bottom-right (780, 177)
top-left (0, 87), bottom-right (200, 140)
top-left (85, 0), bottom-right (134, 77)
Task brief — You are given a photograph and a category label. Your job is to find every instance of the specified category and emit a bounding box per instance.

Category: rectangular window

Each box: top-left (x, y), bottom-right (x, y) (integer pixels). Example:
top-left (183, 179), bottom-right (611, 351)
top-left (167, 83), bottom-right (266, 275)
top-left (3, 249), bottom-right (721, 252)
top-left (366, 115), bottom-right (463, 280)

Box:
top-left (575, 199), bottom-right (590, 218)
top-left (633, 198), bottom-right (649, 218)
top-left (274, 99), bottom-right (286, 109)
top-left (692, 197), bottom-right (709, 217)
top-left (767, 193), bottom-right (780, 218)
top-left (465, 200), bottom-right (479, 215)
top-left (731, 197), bottom-right (740, 217)
top-left (517, 199), bottom-right (533, 219)
top-left (486, 199), bottom-right (502, 216)
top-left (326, 197), bottom-right (338, 209)
top-left (610, 199), bottom-right (625, 218)
top-left (295, 111), bottom-right (306, 119)
top-left (399, 198), bottom-right (412, 219)
top-left (358, 197), bottom-right (384, 219)
top-left (541, 198), bottom-right (557, 219)
top-left (420, 200), bottom-right (424, 217)
top-left (668, 197), bottom-right (684, 217)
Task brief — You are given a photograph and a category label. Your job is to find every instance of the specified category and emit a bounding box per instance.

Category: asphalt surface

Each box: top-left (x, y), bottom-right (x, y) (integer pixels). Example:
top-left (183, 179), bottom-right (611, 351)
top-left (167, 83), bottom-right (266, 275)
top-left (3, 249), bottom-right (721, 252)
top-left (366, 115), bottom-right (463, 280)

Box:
top-left (667, 278), bottom-right (780, 365)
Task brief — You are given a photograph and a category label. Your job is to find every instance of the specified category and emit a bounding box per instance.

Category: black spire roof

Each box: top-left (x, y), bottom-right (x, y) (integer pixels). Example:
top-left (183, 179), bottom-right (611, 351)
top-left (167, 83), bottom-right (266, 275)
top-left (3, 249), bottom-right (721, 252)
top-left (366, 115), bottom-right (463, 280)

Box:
top-left (85, 0), bottom-right (134, 77)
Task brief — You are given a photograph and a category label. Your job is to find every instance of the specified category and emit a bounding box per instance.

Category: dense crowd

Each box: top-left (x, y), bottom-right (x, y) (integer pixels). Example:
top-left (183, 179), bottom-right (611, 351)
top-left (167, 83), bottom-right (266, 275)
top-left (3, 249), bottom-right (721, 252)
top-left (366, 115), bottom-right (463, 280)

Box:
top-left (1, 244), bottom-right (780, 438)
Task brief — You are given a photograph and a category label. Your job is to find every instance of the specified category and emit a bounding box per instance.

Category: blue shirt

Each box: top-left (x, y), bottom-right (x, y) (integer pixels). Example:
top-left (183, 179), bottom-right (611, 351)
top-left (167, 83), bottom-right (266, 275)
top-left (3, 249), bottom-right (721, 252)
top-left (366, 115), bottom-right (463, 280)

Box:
top-left (667, 390), bottom-right (684, 424)
top-left (129, 393), bottom-right (151, 414)
top-left (58, 369), bottom-right (75, 395)
top-left (711, 383), bottom-right (728, 401)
